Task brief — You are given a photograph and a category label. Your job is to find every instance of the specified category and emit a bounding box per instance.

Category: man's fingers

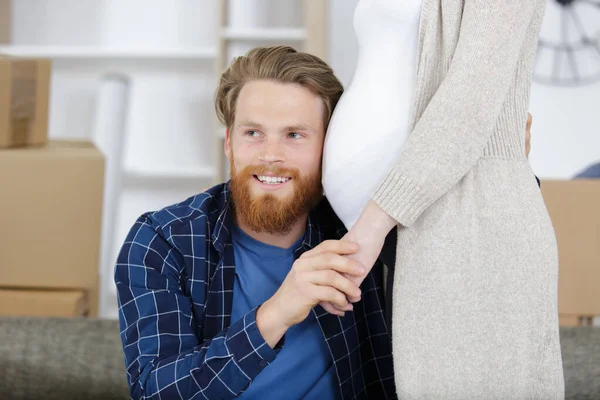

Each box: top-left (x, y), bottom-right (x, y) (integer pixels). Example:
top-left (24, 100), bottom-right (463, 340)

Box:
top-left (301, 252), bottom-right (365, 276)
top-left (526, 112), bottom-right (533, 129)
top-left (300, 240), bottom-right (358, 258)
top-left (324, 301), bottom-right (353, 313)
top-left (347, 294), bottom-right (361, 303)
top-left (320, 301), bottom-right (346, 316)
top-left (312, 286), bottom-right (350, 309)
top-left (310, 270), bottom-right (362, 300)
top-left (342, 273), bottom-right (362, 303)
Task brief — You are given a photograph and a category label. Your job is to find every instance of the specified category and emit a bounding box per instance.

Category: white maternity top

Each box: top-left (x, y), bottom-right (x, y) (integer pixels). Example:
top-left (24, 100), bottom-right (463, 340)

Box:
top-left (322, 0), bottom-right (422, 229)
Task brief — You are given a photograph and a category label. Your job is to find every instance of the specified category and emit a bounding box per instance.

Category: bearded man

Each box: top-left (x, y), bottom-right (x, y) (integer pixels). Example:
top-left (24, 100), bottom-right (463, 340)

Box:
top-left (114, 46), bottom-right (396, 400)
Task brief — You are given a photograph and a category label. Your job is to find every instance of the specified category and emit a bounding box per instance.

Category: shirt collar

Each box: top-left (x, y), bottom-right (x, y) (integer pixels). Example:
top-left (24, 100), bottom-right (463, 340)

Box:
top-left (211, 183), bottom-right (235, 254)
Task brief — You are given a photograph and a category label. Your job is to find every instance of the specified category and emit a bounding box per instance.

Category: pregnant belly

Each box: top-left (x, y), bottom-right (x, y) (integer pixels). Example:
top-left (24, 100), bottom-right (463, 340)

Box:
top-left (322, 87), bottom-right (410, 229)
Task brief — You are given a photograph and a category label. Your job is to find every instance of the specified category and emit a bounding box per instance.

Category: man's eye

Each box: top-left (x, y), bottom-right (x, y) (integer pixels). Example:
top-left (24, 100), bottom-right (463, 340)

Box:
top-left (246, 130), bottom-right (260, 137)
top-left (288, 132), bottom-right (302, 139)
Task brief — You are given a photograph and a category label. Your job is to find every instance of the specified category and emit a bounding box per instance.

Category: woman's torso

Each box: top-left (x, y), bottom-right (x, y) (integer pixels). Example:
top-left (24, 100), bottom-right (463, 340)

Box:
top-left (322, 0), bottom-right (423, 230)
top-left (380, 0), bottom-right (563, 396)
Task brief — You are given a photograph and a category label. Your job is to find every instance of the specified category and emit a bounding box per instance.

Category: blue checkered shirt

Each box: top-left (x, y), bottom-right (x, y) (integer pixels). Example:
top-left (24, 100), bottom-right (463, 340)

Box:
top-left (115, 183), bottom-right (396, 400)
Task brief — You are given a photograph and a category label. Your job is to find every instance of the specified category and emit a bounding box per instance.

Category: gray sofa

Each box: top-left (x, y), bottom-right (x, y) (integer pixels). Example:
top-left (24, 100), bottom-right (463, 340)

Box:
top-left (0, 317), bottom-right (598, 399)
top-left (0, 317), bottom-right (128, 400)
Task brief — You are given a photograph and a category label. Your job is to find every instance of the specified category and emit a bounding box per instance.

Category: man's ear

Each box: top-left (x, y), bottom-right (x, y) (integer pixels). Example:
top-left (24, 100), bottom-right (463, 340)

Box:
top-left (224, 128), bottom-right (232, 160)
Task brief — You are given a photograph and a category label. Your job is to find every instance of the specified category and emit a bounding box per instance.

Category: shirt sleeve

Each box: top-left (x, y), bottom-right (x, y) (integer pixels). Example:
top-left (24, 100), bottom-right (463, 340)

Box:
top-left (371, 0), bottom-right (546, 227)
top-left (115, 216), bottom-right (278, 400)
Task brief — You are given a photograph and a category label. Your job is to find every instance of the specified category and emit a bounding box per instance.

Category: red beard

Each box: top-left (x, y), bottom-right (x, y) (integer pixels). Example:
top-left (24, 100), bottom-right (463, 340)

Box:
top-left (229, 162), bottom-right (323, 235)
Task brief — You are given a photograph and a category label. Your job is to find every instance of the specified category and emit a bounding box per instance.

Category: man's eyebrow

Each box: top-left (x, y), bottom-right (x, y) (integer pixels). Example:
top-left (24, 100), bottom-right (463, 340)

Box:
top-left (237, 121), bottom-right (315, 132)
top-left (282, 124), bottom-right (315, 132)
top-left (237, 120), bottom-right (264, 130)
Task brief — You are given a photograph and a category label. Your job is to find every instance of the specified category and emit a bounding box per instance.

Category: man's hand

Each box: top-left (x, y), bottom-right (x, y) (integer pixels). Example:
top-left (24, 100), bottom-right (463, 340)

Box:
top-left (526, 112), bottom-right (532, 158)
top-left (257, 240), bottom-right (365, 348)
top-left (320, 200), bottom-right (395, 315)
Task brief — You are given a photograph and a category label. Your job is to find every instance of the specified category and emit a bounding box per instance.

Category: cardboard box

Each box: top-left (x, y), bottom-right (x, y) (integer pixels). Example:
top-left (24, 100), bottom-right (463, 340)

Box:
top-left (0, 56), bottom-right (51, 148)
top-left (0, 288), bottom-right (88, 317)
top-left (0, 0), bottom-right (10, 44)
top-left (541, 180), bottom-right (600, 320)
top-left (0, 141), bottom-right (104, 315)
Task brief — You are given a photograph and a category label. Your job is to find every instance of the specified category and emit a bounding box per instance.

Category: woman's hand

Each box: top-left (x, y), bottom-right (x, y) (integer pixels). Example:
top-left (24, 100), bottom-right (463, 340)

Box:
top-left (526, 112), bottom-right (532, 158)
top-left (319, 200), bottom-right (396, 315)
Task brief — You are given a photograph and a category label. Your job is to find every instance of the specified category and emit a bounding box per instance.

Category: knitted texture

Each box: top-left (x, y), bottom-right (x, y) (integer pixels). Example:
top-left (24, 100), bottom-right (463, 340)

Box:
top-left (371, 1), bottom-right (565, 397)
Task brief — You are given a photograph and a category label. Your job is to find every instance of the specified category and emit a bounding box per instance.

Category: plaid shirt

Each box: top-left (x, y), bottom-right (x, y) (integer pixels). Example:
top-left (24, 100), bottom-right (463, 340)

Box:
top-left (115, 183), bottom-right (396, 400)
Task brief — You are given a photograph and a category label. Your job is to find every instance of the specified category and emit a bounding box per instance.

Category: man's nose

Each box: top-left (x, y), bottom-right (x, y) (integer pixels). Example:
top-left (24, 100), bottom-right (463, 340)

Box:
top-left (259, 137), bottom-right (285, 164)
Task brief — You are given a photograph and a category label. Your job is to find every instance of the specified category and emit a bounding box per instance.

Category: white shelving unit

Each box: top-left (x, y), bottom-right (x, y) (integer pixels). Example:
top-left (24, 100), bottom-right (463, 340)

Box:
top-left (0, 45), bottom-right (217, 60)
top-left (5, 0), bottom-right (222, 319)
top-left (221, 27), bottom-right (306, 41)
top-left (123, 166), bottom-right (215, 181)
top-left (213, 0), bottom-right (328, 183)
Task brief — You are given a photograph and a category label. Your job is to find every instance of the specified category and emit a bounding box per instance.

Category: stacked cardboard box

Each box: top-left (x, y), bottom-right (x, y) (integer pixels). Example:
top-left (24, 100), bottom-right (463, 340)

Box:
top-left (541, 180), bottom-right (600, 326)
top-left (0, 57), bottom-right (50, 148)
top-left (0, 56), bottom-right (105, 317)
top-left (0, 289), bottom-right (88, 317)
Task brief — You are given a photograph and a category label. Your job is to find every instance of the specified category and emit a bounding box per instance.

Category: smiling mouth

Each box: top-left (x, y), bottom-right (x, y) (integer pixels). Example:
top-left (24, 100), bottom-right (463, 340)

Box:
top-left (253, 175), bottom-right (292, 185)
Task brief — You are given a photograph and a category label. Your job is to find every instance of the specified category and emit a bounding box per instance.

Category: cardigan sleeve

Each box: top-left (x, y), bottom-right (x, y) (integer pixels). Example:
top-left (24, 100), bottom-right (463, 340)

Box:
top-left (371, 0), bottom-right (546, 227)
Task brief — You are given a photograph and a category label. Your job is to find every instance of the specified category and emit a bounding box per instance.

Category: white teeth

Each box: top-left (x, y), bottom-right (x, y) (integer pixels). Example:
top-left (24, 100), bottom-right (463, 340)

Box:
top-left (256, 175), bottom-right (290, 185)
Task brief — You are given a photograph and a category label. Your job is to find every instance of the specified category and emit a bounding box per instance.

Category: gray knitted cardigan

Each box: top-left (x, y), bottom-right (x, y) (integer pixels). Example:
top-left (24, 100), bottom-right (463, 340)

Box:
top-left (371, 1), bottom-right (565, 398)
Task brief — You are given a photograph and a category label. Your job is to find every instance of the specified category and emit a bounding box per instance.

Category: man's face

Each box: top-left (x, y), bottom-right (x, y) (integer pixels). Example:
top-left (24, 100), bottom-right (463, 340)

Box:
top-left (226, 80), bottom-right (325, 234)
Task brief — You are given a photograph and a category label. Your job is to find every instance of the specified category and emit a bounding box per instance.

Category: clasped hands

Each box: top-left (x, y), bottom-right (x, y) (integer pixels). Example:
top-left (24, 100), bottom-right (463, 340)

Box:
top-left (318, 200), bottom-right (397, 316)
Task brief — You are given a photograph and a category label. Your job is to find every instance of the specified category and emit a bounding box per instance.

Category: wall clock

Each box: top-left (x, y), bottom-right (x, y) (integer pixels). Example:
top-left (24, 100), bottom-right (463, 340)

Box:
top-left (533, 0), bottom-right (600, 86)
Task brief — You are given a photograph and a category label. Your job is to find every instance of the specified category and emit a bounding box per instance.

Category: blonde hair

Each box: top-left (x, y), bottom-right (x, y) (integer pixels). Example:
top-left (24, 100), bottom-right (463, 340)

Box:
top-left (215, 46), bottom-right (344, 130)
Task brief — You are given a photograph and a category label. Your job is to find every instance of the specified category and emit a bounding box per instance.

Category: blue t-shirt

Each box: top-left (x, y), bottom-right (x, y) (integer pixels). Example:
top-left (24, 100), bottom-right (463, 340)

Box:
top-left (230, 225), bottom-right (340, 400)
